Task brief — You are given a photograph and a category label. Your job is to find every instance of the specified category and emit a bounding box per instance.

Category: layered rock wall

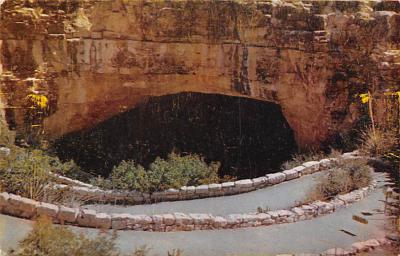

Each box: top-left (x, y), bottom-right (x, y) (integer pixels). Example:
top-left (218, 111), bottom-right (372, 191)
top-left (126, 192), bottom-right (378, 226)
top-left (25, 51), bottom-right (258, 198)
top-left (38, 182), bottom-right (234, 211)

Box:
top-left (0, 0), bottom-right (399, 147)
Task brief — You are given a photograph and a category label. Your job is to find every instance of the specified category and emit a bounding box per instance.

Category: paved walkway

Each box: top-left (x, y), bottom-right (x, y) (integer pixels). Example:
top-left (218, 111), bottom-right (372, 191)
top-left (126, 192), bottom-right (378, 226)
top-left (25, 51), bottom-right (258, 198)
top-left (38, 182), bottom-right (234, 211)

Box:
top-left (85, 171), bottom-right (325, 215)
top-left (0, 174), bottom-right (390, 256)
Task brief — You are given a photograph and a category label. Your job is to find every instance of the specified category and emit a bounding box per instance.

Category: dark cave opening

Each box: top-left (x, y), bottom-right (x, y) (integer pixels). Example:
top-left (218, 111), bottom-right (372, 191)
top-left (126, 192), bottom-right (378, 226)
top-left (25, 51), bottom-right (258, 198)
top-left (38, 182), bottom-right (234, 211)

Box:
top-left (52, 93), bottom-right (298, 179)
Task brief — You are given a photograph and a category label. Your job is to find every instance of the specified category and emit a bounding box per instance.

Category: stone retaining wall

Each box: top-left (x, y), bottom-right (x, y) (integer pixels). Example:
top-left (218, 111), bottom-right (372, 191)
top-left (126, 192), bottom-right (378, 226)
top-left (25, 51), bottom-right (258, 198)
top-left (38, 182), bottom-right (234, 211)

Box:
top-left (0, 177), bottom-right (377, 232)
top-left (51, 156), bottom-right (344, 205)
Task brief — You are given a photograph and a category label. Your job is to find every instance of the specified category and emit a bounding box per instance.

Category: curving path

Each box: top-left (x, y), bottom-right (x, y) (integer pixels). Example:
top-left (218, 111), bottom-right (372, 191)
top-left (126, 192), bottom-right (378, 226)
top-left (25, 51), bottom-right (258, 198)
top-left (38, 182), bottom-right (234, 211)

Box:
top-left (84, 171), bottom-right (326, 215)
top-left (0, 173), bottom-right (391, 256)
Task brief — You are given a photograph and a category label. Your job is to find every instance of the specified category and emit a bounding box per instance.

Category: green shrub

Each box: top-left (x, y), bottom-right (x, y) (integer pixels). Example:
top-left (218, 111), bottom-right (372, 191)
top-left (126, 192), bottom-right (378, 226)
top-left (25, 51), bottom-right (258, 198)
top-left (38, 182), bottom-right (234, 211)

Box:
top-left (0, 147), bottom-right (55, 200)
top-left (93, 153), bottom-right (220, 193)
top-left (0, 147), bottom-right (91, 201)
top-left (9, 216), bottom-right (120, 256)
top-left (148, 153), bottom-right (220, 192)
top-left (109, 160), bottom-right (150, 192)
top-left (9, 216), bottom-right (181, 256)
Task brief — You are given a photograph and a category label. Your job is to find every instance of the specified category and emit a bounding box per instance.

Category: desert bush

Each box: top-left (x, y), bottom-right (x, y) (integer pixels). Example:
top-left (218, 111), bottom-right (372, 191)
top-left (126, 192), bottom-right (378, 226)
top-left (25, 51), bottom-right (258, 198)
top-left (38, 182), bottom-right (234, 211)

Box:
top-left (0, 147), bottom-right (55, 200)
top-left (307, 159), bottom-right (372, 201)
top-left (92, 153), bottom-right (220, 193)
top-left (108, 160), bottom-right (150, 192)
top-left (148, 153), bottom-right (220, 191)
top-left (360, 127), bottom-right (399, 158)
top-left (9, 216), bottom-right (182, 256)
top-left (9, 217), bottom-right (124, 256)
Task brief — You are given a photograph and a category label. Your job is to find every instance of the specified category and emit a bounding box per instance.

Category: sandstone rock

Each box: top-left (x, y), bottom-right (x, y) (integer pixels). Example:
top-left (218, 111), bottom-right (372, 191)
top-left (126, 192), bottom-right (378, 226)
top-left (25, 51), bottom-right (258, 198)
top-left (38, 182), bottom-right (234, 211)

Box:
top-left (291, 166), bottom-right (306, 176)
top-left (310, 201), bottom-right (334, 214)
top-left (337, 193), bottom-right (358, 204)
top-left (195, 185), bottom-right (209, 195)
top-left (77, 209), bottom-right (97, 227)
top-left (319, 159), bottom-right (332, 169)
top-left (267, 211), bottom-right (280, 219)
top-left (251, 177), bottom-right (268, 188)
top-left (162, 214), bottom-right (176, 225)
top-left (2, 0), bottom-right (399, 152)
top-left (330, 198), bottom-right (346, 210)
top-left (189, 213), bottom-right (211, 225)
top-left (95, 213), bottom-right (111, 229)
top-left (276, 210), bottom-right (295, 217)
top-left (351, 242), bottom-right (369, 252)
top-left (291, 207), bottom-right (305, 220)
top-left (180, 186), bottom-right (195, 194)
top-left (111, 213), bottom-right (131, 230)
top-left (266, 173), bottom-right (286, 185)
top-left (323, 248), bottom-right (351, 255)
top-left (302, 161), bottom-right (320, 174)
top-left (18, 197), bottom-right (38, 219)
top-left (150, 191), bottom-right (166, 201)
top-left (225, 214), bottom-right (243, 225)
top-left (208, 183), bottom-right (222, 193)
top-left (362, 239), bottom-right (380, 248)
top-left (127, 215), bottom-right (152, 226)
top-left (282, 169), bottom-right (300, 180)
top-left (0, 192), bottom-right (10, 208)
top-left (165, 188), bottom-right (180, 200)
top-left (173, 213), bottom-right (193, 225)
top-left (151, 215), bottom-right (164, 225)
top-left (254, 213), bottom-right (271, 222)
top-left (212, 216), bottom-right (227, 228)
top-left (36, 202), bottom-right (59, 219)
top-left (221, 182), bottom-right (235, 194)
top-left (234, 179), bottom-right (254, 189)
top-left (58, 206), bottom-right (79, 223)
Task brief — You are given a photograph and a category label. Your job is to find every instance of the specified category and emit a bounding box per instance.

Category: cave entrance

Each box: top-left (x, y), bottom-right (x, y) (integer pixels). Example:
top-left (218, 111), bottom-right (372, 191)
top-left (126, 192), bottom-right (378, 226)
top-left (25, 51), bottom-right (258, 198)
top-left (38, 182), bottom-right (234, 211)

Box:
top-left (52, 93), bottom-right (298, 179)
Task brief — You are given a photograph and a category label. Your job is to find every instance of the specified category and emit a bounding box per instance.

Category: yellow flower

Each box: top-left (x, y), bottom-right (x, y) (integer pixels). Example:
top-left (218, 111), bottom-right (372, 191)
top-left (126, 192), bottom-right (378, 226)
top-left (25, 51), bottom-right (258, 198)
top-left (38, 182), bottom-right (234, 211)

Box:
top-left (27, 94), bottom-right (48, 109)
top-left (359, 93), bottom-right (369, 104)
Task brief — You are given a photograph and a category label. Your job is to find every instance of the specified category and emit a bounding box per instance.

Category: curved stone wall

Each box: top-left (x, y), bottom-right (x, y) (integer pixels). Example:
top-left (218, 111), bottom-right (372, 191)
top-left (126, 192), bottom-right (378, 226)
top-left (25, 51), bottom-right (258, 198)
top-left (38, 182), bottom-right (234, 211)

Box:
top-left (0, 178), bottom-right (378, 232)
top-left (51, 151), bottom-right (361, 205)
top-left (52, 158), bottom-right (328, 205)
top-left (0, 152), bottom-right (380, 232)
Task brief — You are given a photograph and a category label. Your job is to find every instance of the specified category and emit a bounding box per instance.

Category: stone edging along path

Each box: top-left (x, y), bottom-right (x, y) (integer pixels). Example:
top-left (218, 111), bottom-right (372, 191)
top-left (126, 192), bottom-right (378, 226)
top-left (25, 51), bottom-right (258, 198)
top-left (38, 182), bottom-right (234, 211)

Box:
top-left (50, 152), bottom-right (361, 205)
top-left (0, 179), bottom-right (378, 232)
top-left (0, 154), bottom-right (379, 232)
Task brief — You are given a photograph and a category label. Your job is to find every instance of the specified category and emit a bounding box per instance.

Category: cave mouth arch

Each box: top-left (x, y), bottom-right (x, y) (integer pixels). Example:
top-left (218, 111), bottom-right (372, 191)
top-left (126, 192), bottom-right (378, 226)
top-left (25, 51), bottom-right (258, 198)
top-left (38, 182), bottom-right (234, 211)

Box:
top-left (52, 92), bottom-right (298, 179)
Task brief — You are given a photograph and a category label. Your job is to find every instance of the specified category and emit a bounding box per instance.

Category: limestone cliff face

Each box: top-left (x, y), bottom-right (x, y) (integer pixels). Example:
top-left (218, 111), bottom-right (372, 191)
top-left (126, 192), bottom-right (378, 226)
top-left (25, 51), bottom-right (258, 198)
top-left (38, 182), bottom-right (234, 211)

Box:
top-left (0, 0), bottom-right (399, 148)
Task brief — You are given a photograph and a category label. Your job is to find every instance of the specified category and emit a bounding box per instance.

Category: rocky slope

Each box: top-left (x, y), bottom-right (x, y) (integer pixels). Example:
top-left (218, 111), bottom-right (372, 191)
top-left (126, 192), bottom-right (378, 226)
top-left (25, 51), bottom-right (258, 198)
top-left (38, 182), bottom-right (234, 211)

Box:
top-left (0, 0), bottom-right (399, 147)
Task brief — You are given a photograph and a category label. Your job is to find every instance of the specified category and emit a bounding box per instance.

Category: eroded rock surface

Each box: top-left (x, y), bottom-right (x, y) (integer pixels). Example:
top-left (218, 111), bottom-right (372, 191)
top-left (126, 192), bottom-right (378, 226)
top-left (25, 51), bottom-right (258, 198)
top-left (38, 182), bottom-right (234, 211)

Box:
top-left (0, 0), bottom-right (399, 147)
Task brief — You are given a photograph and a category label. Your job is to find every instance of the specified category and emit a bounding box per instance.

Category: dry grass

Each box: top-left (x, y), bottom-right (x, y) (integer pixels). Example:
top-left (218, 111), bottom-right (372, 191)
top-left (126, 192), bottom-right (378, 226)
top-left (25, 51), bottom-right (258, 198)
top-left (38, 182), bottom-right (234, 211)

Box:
top-left (307, 158), bottom-right (372, 201)
top-left (359, 127), bottom-right (399, 158)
